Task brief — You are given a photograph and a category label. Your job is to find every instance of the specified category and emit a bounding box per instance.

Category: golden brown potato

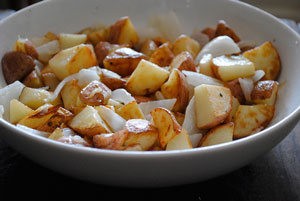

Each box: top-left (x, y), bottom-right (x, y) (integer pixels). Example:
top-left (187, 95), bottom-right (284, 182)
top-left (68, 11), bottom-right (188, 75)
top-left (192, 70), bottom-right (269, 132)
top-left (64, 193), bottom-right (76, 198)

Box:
top-left (108, 16), bottom-right (139, 47)
top-left (93, 130), bottom-right (128, 150)
top-left (169, 51), bottom-right (196, 72)
top-left (116, 101), bottom-right (145, 120)
top-left (243, 41), bottom-right (281, 80)
top-left (140, 39), bottom-right (158, 57)
top-left (161, 69), bottom-right (189, 112)
top-left (79, 80), bottom-right (111, 106)
top-left (22, 70), bottom-right (44, 88)
top-left (251, 80), bottom-right (279, 106)
top-left (103, 47), bottom-right (148, 77)
top-left (172, 34), bottom-right (201, 58)
top-left (214, 20), bottom-right (240, 43)
top-left (149, 42), bottom-right (174, 67)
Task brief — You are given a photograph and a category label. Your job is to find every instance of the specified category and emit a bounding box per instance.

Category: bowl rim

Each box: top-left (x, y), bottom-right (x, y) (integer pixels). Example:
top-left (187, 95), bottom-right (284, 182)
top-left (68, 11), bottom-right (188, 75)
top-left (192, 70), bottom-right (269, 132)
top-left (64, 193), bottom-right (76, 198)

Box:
top-left (0, 0), bottom-right (300, 159)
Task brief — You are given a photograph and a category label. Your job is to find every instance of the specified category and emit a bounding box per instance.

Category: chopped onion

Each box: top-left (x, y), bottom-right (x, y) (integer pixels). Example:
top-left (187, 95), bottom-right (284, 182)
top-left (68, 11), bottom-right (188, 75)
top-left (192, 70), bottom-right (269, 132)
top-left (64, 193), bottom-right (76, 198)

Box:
top-left (251, 70), bottom-right (265, 83)
top-left (111, 89), bottom-right (135, 105)
top-left (77, 67), bottom-right (100, 87)
top-left (97, 106), bottom-right (126, 132)
top-left (16, 124), bottom-right (50, 137)
top-left (189, 133), bottom-right (203, 148)
top-left (195, 36), bottom-right (241, 64)
top-left (35, 40), bottom-right (60, 62)
top-left (139, 98), bottom-right (176, 116)
top-left (182, 96), bottom-right (201, 135)
top-left (238, 77), bottom-right (254, 102)
top-left (182, 70), bottom-right (223, 87)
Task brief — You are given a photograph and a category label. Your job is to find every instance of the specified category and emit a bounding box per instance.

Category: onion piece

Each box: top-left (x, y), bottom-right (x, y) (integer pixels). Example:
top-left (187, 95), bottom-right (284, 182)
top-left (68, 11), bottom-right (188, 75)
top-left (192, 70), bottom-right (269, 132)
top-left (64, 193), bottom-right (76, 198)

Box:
top-left (182, 96), bottom-right (201, 135)
top-left (189, 133), bottom-right (203, 148)
top-left (97, 106), bottom-right (126, 132)
top-left (238, 77), bottom-right (254, 102)
top-left (251, 70), bottom-right (265, 83)
top-left (195, 36), bottom-right (241, 64)
top-left (16, 124), bottom-right (50, 137)
top-left (111, 89), bottom-right (135, 105)
top-left (139, 98), bottom-right (176, 116)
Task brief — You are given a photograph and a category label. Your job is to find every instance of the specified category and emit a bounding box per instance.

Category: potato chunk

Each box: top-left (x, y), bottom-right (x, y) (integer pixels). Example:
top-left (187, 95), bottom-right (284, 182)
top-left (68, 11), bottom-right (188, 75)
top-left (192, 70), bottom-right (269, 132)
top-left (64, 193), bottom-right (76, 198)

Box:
top-left (49, 44), bottom-right (97, 80)
top-left (103, 47), bottom-right (148, 77)
top-left (10, 99), bottom-right (33, 124)
top-left (243, 41), bottom-right (280, 80)
top-left (194, 84), bottom-right (232, 129)
top-left (170, 51), bottom-right (196, 72)
top-left (172, 34), bottom-right (201, 58)
top-left (251, 80), bottom-right (279, 106)
top-left (199, 122), bottom-right (234, 147)
top-left (149, 42), bottom-right (174, 67)
top-left (212, 55), bottom-right (255, 82)
top-left (126, 59), bottom-right (169, 95)
top-left (233, 105), bottom-right (274, 138)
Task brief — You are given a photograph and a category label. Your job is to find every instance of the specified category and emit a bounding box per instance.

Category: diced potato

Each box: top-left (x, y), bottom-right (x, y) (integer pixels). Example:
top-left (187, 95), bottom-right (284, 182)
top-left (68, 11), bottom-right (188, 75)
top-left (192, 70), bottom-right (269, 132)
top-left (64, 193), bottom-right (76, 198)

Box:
top-left (116, 101), bottom-right (145, 120)
top-left (18, 105), bottom-right (73, 132)
top-left (161, 69), bottom-right (189, 112)
top-left (199, 122), bottom-right (234, 147)
top-left (123, 119), bottom-right (158, 151)
top-left (226, 97), bottom-right (240, 122)
top-left (150, 107), bottom-right (182, 148)
top-left (49, 44), bottom-right (97, 80)
top-left (59, 33), bottom-right (87, 49)
top-left (68, 105), bottom-right (111, 137)
top-left (108, 16), bottom-right (139, 47)
top-left (19, 87), bottom-right (62, 110)
top-left (149, 42), bottom-right (174, 67)
top-left (166, 129), bottom-right (192, 150)
top-left (199, 53), bottom-right (215, 77)
top-left (22, 70), bottom-right (44, 88)
top-left (251, 80), bottom-right (279, 106)
top-left (194, 84), bottom-right (232, 129)
top-left (140, 39), bottom-right (157, 57)
top-left (172, 34), bottom-right (201, 58)
top-left (243, 41), bottom-right (281, 80)
top-left (170, 51), bottom-right (196, 72)
top-left (61, 79), bottom-right (85, 111)
top-left (10, 99), bottom-right (33, 124)
top-left (93, 130), bottom-right (128, 150)
top-left (214, 20), bottom-right (240, 43)
top-left (103, 47), bottom-right (148, 77)
top-left (14, 37), bottom-right (38, 59)
top-left (233, 105), bottom-right (274, 138)
top-left (126, 59), bottom-right (169, 95)
top-left (211, 55), bottom-right (255, 82)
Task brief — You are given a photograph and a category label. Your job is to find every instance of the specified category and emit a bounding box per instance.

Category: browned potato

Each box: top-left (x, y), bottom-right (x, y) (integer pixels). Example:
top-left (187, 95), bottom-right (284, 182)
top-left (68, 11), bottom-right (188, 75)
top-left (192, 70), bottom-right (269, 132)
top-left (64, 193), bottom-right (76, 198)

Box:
top-left (79, 80), bottom-right (111, 106)
top-left (161, 69), bottom-right (189, 112)
top-left (172, 34), bottom-right (201, 58)
top-left (251, 80), bottom-right (279, 106)
top-left (169, 51), bottom-right (196, 72)
top-left (103, 47), bottom-right (148, 77)
top-left (22, 70), bottom-right (44, 88)
top-left (140, 39), bottom-right (158, 57)
top-left (108, 16), bottom-right (139, 47)
top-left (1, 51), bottom-right (35, 84)
top-left (93, 130), bottom-right (128, 150)
top-left (226, 79), bottom-right (246, 104)
top-left (149, 42), bottom-right (174, 67)
top-left (215, 20), bottom-right (240, 43)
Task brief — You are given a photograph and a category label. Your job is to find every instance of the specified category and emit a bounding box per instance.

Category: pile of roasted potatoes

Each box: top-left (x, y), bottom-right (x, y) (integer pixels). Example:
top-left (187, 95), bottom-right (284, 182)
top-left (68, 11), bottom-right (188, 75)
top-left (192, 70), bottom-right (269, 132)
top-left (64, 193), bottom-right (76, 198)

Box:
top-left (0, 16), bottom-right (280, 151)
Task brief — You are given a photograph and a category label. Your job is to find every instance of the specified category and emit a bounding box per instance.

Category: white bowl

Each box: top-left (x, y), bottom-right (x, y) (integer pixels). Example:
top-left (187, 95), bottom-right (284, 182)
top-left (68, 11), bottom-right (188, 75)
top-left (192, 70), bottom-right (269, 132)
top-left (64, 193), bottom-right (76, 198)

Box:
top-left (0, 0), bottom-right (300, 187)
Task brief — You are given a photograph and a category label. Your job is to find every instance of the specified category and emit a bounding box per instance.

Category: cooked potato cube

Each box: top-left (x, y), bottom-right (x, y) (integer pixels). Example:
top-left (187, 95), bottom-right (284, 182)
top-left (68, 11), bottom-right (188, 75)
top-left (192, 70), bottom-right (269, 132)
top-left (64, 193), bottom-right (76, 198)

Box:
top-left (19, 87), bottom-right (62, 109)
top-left (149, 42), bottom-right (174, 67)
top-left (140, 39), bottom-right (158, 57)
top-left (61, 79), bottom-right (85, 111)
top-left (194, 84), bottom-right (232, 129)
top-left (116, 101), bottom-right (145, 120)
top-left (211, 55), bottom-right (255, 82)
top-left (59, 33), bottom-right (87, 49)
top-left (170, 51), bottom-right (196, 72)
top-left (79, 80), bottom-right (111, 106)
top-left (108, 16), bottom-right (139, 47)
top-left (243, 41), bottom-right (281, 80)
top-left (233, 105), bottom-right (274, 138)
top-left (93, 130), bottom-right (128, 150)
top-left (199, 53), bottom-right (215, 77)
top-left (103, 47), bottom-right (148, 77)
top-left (150, 107), bottom-right (182, 148)
top-left (126, 59), bottom-right (169, 95)
top-left (22, 70), bottom-right (44, 88)
top-left (49, 44), bottom-right (97, 80)
top-left (166, 129), bottom-right (192, 150)
top-left (199, 122), bottom-right (234, 147)
top-left (69, 105), bottom-right (111, 137)
top-left (215, 20), bottom-right (240, 43)
top-left (10, 99), bottom-right (33, 124)
top-left (161, 69), bottom-right (189, 112)
top-left (172, 34), bottom-right (201, 58)
top-left (251, 80), bottom-right (279, 106)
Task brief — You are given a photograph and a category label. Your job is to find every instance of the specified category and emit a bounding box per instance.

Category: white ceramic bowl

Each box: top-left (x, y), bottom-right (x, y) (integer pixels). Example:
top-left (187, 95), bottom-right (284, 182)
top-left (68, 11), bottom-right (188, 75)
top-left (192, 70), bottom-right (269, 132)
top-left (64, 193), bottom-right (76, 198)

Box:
top-left (0, 0), bottom-right (300, 187)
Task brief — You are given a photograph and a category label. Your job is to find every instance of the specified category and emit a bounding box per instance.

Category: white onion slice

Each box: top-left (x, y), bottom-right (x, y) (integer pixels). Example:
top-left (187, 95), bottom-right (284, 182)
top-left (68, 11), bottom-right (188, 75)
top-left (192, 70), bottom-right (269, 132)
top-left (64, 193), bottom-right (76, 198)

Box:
top-left (239, 77), bottom-right (254, 102)
top-left (251, 70), bottom-right (265, 83)
top-left (16, 124), bottom-right (50, 137)
top-left (77, 67), bottom-right (100, 87)
top-left (97, 106), bottom-right (126, 132)
top-left (139, 98), bottom-right (176, 116)
top-left (36, 40), bottom-right (60, 62)
top-left (182, 96), bottom-right (201, 135)
top-left (189, 133), bottom-right (203, 148)
top-left (111, 89), bottom-right (135, 105)
top-left (195, 36), bottom-right (241, 64)
top-left (182, 70), bottom-right (223, 87)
